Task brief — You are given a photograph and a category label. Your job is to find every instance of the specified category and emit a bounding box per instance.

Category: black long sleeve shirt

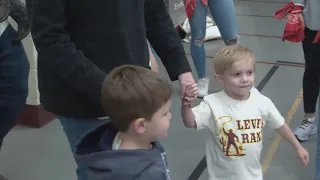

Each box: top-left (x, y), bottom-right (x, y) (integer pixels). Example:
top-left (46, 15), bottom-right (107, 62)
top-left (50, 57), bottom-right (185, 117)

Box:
top-left (27, 0), bottom-right (191, 118)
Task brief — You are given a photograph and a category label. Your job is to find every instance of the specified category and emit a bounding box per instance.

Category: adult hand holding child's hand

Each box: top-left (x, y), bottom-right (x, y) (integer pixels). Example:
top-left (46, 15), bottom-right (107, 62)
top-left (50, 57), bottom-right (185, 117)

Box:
top-left (182, 82), bottom-right (198, 106)
top-left (178, 72), bottom-right (196, 95)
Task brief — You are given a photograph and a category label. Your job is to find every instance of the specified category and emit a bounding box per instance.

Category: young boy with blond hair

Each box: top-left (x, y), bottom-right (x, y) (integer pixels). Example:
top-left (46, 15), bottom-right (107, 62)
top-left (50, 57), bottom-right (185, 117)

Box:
top-left (75, 65), bottom-right (172, 180)
top-left (181, 45), bottom-right (309, 180)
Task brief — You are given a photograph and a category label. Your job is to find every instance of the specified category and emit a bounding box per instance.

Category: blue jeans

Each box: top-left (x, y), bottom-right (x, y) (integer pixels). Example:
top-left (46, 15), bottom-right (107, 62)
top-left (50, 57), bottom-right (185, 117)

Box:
top-left (189, 0), bottom-right (239, 78)
top-left (0, 25), bottom-right (29, 150)
top-left (58, 116), bottom-right (106, 180)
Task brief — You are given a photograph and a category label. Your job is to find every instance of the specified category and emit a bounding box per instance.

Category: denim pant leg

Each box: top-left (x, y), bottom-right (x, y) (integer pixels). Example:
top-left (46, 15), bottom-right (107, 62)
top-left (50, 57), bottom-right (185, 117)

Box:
top-left (189, 0), bottom-right (208, 79)
top-left (58, 116), bottom-right (106, 180)
top-left (208, 0), bottom-right (239, 45)
top-left (0, 25), bottom-right (29, 150)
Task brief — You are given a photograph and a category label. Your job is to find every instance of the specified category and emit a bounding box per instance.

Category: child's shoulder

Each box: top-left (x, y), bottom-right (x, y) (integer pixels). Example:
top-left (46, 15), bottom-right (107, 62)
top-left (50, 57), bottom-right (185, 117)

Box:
top-left (203, 91), bottom-right (226, 102)
top-left (202, 88), bottom-right (274, 106)
top-left (250, 88), bottom-right (274, 106)
top-left (250, 88), bottom-right (271, 100)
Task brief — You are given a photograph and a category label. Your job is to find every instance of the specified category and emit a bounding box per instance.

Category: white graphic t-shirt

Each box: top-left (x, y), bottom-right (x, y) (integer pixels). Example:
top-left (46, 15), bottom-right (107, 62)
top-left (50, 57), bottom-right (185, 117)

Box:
top-left (192, 89), bottom-right (284, 180)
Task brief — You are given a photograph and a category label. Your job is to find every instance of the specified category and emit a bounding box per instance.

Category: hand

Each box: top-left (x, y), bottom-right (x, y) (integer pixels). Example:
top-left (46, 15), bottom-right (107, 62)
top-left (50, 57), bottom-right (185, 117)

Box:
top-left (178, 72), bottom-right (197, 98)
top-left (296, 146), bottom-right (309, 166)
top-left (182, 82), bottom-right (198, 105)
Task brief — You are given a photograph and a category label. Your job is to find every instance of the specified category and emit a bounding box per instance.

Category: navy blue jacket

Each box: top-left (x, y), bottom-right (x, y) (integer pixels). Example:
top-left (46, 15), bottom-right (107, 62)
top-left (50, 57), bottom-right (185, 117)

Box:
top-left (75, 123), bottom-right (171, 180)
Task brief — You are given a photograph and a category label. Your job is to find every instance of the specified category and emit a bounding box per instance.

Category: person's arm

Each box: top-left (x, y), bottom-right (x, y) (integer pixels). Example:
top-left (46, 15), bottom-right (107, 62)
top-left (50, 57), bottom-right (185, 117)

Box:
top-left (26, 0), bottom-right (106, 103)
top-left (264, 98), bottom-right (308, 160)
top-left (181, 104), bottom-right (196, 128)
top-left (275, 123), bottom-right (309, 166)
top-left (144, 0), bottom-right (191, 81)
top-left (181, 98), bottom-right (213, 129)
top-left (275, 124), bottom-right (303, 150)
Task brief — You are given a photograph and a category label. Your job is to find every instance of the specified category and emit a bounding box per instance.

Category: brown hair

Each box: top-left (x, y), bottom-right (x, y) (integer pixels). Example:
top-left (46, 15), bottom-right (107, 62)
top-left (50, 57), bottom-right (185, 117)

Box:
top-left (101, 65), bottom-right (172, 132)
top-left (213, 45), bottom-right (256, 74)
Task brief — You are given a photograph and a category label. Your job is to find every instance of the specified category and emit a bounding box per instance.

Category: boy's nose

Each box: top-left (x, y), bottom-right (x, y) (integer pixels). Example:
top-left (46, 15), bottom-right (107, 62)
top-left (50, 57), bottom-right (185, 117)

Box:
top-left (241, 75), bottom-right (249, 82)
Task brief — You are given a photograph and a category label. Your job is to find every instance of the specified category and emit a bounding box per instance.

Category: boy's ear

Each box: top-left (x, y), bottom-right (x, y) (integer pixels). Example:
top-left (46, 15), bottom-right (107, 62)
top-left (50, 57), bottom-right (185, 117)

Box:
top-left (133, 118), bottom-right (147, 134)
top-left (214, 74), bottom-right (223, 84)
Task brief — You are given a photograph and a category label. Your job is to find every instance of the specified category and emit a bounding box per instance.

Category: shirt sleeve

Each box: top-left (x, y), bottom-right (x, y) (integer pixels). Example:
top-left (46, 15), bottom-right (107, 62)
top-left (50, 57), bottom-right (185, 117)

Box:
top-left (27, 0), bottom-right (106, 103)
top-left (144, 0), bottom-right (192, 81)
top-left (265, 98), bottom-right (285, 129)
top-left (192, 99), bottom-right (214, 130)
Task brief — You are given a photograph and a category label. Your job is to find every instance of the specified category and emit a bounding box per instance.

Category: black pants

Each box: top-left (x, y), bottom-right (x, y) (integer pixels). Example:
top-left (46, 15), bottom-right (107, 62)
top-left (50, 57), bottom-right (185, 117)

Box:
top-left (0, 25), bottom-right (29, 149)
top-left (303, 27), bottom-right (320, 114)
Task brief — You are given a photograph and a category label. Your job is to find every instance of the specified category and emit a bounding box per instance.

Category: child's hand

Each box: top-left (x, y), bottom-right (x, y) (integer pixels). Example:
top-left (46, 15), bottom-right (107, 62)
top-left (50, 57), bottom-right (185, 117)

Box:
top-left (182, 82), bottom-right (198, 105)
top-left (296, 146), bottom-right (309, 166)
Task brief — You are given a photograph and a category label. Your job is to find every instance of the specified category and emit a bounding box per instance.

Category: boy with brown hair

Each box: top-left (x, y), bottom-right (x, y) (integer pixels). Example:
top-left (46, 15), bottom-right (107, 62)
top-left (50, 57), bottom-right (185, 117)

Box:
top-left (75, 65), bottom-right (173, 180)
top-left (182, 45), bottom-right (309, 180)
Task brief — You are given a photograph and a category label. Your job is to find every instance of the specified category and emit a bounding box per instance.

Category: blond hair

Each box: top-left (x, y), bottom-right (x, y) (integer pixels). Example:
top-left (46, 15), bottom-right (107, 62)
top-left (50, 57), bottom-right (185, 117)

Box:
top-left (213, 45), bottom-right (256, 74)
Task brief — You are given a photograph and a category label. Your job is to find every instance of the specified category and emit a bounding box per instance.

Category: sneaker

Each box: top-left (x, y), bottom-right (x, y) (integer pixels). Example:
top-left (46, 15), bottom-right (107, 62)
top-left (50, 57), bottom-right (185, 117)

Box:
top-left (294, 117), bottom-right (317, 142)
top-left (0, 174), bottom-right (7, 180)
top-left (197, 77), bottom-right (209, 98)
